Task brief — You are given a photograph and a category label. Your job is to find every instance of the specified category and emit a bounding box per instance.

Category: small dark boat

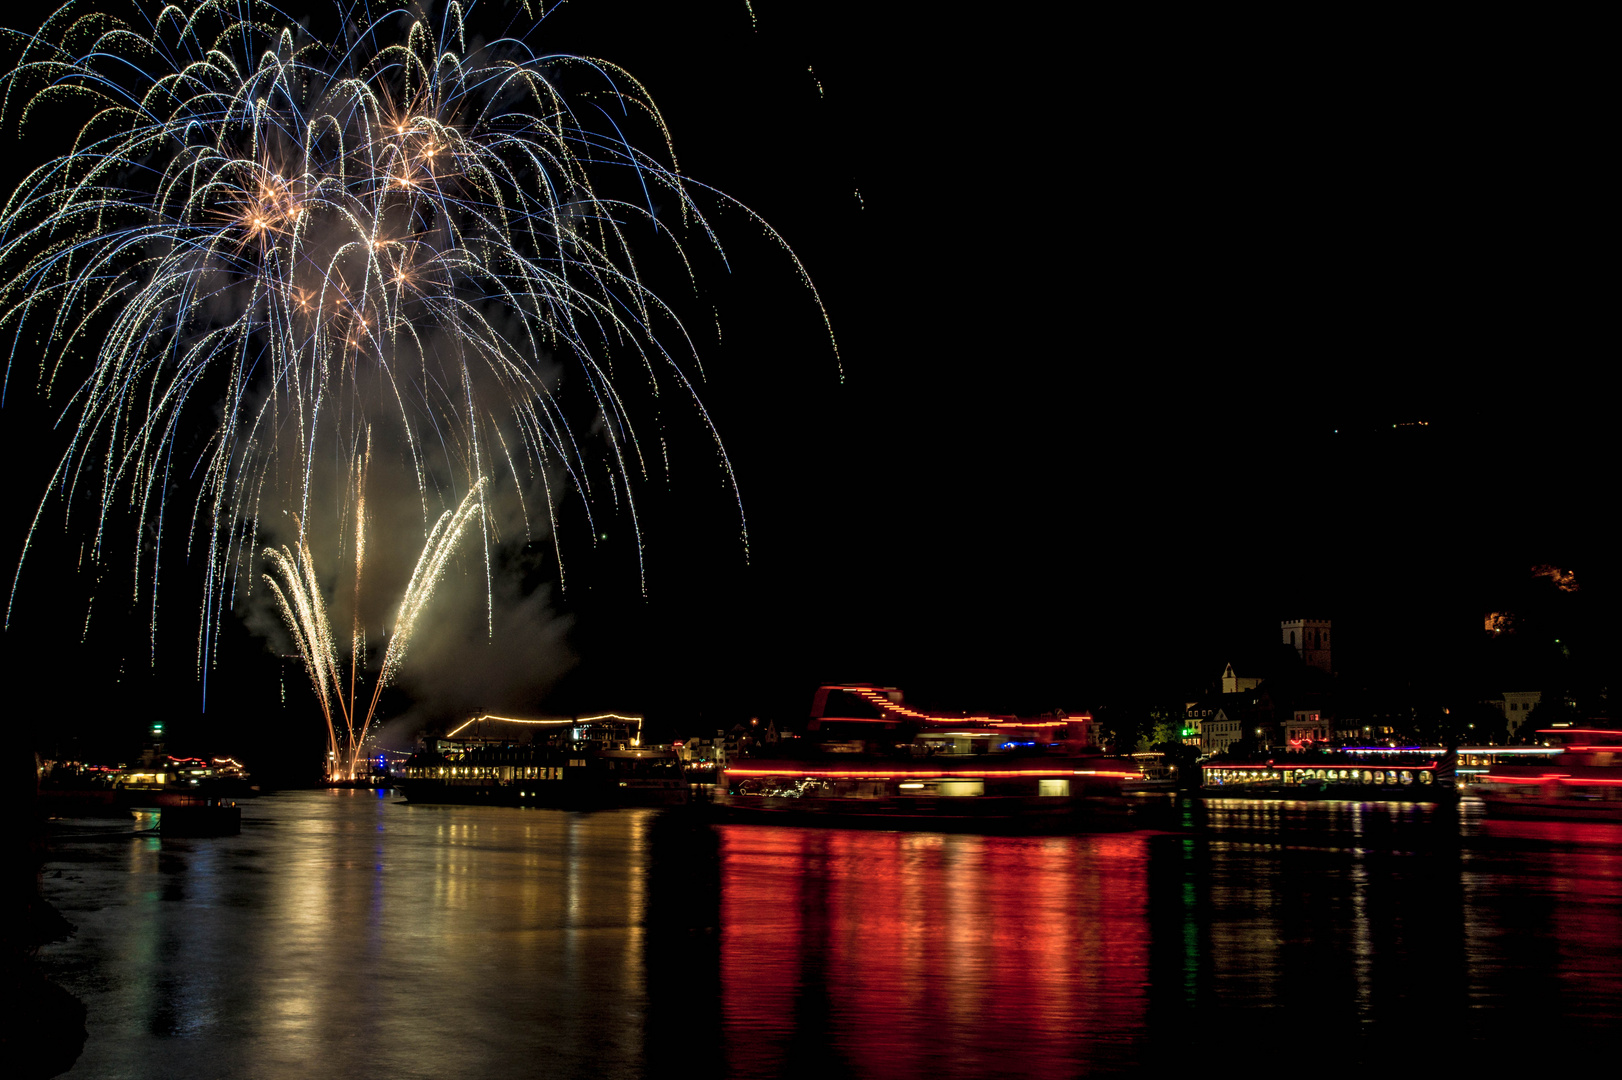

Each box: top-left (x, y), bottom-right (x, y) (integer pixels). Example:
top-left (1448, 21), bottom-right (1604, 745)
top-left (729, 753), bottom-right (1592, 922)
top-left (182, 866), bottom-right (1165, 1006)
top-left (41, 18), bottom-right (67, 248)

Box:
top-left (155, 799), bottom-right (242, 837)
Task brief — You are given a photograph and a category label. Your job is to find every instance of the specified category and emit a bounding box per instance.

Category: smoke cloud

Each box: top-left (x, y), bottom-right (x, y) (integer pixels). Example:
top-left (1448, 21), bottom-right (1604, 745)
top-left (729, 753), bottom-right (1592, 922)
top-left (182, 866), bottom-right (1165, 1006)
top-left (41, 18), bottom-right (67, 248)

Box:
top-left (238, 323), bottom-right (581, 750)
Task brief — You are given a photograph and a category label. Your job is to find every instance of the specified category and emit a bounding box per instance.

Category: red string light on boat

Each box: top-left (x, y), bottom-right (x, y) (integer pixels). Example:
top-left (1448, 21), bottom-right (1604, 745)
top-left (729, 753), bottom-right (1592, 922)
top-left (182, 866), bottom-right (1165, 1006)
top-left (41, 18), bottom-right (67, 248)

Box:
top-left (1535, 729), bottom-right (1622, 736)
top-left (723, 767), bottom-right (1140, 781)
top-left (824, 686), bottom-right (1079, 730)
top-left (1206, 761), bottom-right (1439, 772)
top-left (1482, 773), bottom-right (1622, 786)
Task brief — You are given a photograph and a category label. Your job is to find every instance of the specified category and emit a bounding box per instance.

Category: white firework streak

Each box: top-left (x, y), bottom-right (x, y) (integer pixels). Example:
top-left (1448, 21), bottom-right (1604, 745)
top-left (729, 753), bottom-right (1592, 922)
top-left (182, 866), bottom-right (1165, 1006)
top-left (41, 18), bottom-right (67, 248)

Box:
top-left (265, 476), bottom-right (484, 781)
top-left (263, 539), bottom-right (346, 770)
top-left (378, 478), bottom-right (486, 689)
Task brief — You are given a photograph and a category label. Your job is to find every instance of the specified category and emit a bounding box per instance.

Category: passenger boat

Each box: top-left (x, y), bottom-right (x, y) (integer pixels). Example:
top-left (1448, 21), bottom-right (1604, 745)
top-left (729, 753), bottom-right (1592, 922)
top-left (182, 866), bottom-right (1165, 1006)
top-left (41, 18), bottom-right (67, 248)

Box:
top-left (1473, 728), bottom-right (1622, 820)
top-left (1200, 747), bottom-right (1457, 800)
top-left (713, 754), bottom-right (1169, 830)
top-left (708, 684), bottom-right (1173, 830)
top-left (397, 713), bottom-right (688, 809)
top-left (37, 756), bottom-right (255, 816)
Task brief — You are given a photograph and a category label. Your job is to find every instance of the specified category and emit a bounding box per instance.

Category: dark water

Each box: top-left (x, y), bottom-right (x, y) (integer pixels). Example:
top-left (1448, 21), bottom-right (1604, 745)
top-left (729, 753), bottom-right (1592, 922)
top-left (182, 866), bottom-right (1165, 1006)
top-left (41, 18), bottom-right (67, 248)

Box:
top-left (37, 792), bottom-right (1622, 1077)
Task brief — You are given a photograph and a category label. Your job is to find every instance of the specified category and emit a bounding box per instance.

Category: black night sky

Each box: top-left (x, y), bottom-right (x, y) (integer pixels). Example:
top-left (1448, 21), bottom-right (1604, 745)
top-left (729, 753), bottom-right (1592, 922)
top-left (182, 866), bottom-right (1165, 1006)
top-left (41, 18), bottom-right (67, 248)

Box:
top-left (1, 4), bottom-right (1609, 774)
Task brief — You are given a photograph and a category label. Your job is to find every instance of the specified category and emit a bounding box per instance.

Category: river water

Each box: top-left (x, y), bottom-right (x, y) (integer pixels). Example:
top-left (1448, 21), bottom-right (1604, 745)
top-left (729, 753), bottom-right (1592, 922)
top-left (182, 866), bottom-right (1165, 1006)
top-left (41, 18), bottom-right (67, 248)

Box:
top-left (37, 791), bottom-right (1622, 1077)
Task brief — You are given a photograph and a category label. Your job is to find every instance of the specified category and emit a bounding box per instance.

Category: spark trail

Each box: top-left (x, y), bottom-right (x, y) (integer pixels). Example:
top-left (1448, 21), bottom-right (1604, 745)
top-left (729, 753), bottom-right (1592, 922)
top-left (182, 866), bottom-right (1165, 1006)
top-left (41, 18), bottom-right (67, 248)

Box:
top-left (266, 475), bottom-right (485, 781)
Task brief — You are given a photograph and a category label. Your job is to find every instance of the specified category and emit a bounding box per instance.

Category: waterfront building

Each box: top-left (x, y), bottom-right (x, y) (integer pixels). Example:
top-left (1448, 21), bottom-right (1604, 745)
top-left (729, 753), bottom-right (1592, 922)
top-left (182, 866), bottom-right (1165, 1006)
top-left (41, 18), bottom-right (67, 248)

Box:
top-left (1501, 691), bottom-right (1543, 737)
top-left (1220, 661), bottom-right (1262, 694)
top-left (1286, 706), bottom-right (1334, 748)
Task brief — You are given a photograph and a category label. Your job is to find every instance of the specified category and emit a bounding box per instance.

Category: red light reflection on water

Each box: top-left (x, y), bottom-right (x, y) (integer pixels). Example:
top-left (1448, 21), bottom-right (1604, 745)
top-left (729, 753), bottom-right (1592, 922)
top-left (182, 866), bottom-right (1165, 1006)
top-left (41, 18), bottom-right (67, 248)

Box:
top-left (1475, 817), bottom-right (1622, 847)
top-left (1464, 815), bottom-right (1622, 1027)
top-left (718, 827), bottom-right (1150, 1078)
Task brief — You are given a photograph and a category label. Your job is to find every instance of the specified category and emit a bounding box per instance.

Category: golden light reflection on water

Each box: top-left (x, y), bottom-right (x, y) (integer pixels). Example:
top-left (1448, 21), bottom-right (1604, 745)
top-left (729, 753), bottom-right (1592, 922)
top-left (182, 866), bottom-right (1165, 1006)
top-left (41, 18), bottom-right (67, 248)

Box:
top-left (43, 791), bottom-right (662, 1078)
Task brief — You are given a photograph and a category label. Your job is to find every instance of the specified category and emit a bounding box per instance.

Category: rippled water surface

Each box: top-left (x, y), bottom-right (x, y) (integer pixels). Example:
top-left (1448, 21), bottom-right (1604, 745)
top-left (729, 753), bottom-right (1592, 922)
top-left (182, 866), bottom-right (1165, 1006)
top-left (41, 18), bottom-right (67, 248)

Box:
top-left (38, 792), bottom-right (1622, 1077)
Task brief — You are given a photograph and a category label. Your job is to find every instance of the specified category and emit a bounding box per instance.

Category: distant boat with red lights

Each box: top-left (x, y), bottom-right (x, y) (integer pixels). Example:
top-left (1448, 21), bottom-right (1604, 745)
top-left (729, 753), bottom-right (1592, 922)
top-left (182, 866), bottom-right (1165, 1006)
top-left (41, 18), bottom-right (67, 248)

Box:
top-left (710, 685), bottom-right (1172, 830)
top-left (37, 756), bottom-right (255, 816)
top-left (1473, 728), bottom-right (1622, 820)
top-left (1200, 747), bottom-right (1457, 800)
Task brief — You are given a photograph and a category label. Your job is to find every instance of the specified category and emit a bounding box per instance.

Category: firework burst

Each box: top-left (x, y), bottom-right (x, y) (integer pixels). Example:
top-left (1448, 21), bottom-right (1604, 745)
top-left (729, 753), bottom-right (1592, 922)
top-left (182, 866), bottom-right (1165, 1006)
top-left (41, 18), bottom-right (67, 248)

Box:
top-left (0, 0), bottom-right (835, 666)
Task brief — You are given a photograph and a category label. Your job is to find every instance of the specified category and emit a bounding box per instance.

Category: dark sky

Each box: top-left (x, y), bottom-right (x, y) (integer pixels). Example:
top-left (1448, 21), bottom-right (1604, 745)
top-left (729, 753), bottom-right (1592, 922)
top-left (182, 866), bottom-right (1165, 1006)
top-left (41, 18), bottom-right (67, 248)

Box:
top-left (1, 3), bottom-right (1607, 766)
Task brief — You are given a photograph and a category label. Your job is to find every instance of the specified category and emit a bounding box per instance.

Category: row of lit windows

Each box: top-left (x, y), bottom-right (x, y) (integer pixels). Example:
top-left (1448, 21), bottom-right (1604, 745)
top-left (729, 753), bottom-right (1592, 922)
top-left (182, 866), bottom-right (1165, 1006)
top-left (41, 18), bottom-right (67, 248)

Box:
top-left (404, 766), bottom-right (567, 779)
top-left (1206, 768), bottom-right (1433, 786)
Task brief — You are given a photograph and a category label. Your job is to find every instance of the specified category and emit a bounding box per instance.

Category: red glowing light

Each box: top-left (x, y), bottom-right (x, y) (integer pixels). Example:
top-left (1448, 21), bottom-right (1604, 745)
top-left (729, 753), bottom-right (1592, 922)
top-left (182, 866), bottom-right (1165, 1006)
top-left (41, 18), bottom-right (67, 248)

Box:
top-left (1537, 729), bottom-right (1622, 737)
top-left (724, 767), bottom-right (1138, 781)
top-left (1476, 773), bottom-right (1622, 786)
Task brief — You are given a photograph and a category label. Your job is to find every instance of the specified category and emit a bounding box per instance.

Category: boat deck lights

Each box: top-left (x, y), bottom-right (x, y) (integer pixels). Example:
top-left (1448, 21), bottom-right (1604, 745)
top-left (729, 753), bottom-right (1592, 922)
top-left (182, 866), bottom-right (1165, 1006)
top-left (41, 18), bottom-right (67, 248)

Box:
top-left (447, 713), bottom-right (641, 739)
top-left (447, 715), bottom-right (573, 737)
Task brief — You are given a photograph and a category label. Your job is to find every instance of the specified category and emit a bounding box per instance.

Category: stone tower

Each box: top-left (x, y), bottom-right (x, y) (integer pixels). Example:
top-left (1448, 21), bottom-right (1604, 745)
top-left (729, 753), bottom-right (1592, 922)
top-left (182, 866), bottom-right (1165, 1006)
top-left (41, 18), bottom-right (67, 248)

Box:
top-left (1281, 617), bottom-right (1331, 673)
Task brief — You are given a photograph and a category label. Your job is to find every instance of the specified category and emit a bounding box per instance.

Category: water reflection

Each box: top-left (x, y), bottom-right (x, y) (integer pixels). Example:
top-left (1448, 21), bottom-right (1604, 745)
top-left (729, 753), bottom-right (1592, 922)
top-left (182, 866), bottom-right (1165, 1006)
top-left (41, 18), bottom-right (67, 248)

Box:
top-left (715, 827), bottom-right (1150, 1077)
top-left (36, 792), bottom-right (1622, 1077)
top-left (1461, 807), bottom-right (1622, 1029)
top-left (44, 792), bottom-right (658, 1079)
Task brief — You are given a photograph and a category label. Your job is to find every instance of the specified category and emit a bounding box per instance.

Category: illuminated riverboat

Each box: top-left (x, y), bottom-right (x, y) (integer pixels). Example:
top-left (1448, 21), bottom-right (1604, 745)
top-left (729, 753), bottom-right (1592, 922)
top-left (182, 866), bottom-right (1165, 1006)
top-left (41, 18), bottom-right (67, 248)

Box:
top-left (1473, 728), bottom-right (1622, 820)
top-left (707, 684), bottom-right (1173, 829)
top-left (1200, 747), bottom-right (1456, 800)
top-left (37, 756), bottom-right (254, 815)
top-left (397, 713), bottom-right (687, 809)
top-left (714, 755), bottom-right (1168, 830)
top-left (1455, 744), bottom-right (1564, 787)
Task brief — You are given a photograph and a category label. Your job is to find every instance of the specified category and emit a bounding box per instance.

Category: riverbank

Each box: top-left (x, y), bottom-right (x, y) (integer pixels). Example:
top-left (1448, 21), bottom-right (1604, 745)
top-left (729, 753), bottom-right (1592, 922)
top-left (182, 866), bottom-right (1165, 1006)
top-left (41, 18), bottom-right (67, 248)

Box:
top-left (4, 752), bottom-right (86, 1078)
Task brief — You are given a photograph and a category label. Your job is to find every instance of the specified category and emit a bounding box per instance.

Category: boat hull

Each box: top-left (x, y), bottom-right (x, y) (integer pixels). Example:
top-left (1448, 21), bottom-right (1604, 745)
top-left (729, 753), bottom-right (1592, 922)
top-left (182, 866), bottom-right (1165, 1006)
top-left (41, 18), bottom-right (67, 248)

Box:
top-left (709, 791), bottom-right (1169, 831)
top-left (397, 778), bottom-right (688, 810)
top-left (157, 802), bottom-right (242, 837)
top-left (1199, 784), bottom-right (1457, 802)
top-left (399, 737), bottom-right (689, 810)
top-left (1475, 788), bottom-right (1622, 820)
top-left (712, 754), bottom-right (1173, 832)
